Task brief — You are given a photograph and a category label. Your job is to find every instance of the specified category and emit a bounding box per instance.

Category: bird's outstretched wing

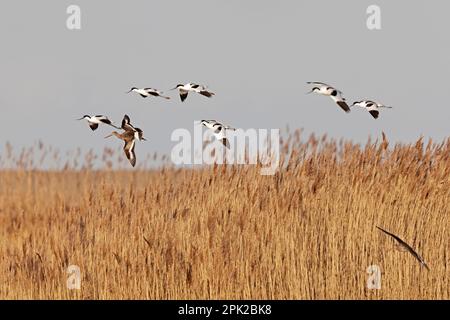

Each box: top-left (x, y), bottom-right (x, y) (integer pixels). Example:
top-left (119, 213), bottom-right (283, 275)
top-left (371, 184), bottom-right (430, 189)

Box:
top-left (146, 89), bottom-right (170, 99)
top-left (199, 90), bottom-right (214, 98)
top-left (337, 101), bottom-right (351, 113)
top-left (307, 81), bottom-right (330, 87)
top-left (99, 118), bottom-right (112, 125)
top-left (99, 118), bottom-right (121, 129)
top-left (144, 88), bottom-right (160, 97)
top-left (121, 114), bottom-right (136, 131)
top-left (123, 139), bottom-right (136, 167)
top-left (369, 110), bottom-right (380, 119)
top-left (180, 90), bottom-right (188, 102)
top-left (89, 123), bottom-right (99, 131)
top-left (376, 226), bottom-right (430, 270)
top-left (221, 138), bottom-right (230, 149)
top-left (330, 96), bottom-right (351, 113)
top-left (122, 114), bottom-right (130, 126)
top-left (366, 103), bottom-right (380, 119)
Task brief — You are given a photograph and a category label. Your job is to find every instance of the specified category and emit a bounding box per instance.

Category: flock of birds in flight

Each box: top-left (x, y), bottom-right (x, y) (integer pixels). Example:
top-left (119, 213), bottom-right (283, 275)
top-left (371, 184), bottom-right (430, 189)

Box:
top-left (306, 81), bottom-right (393, 118)
top-left (77, 81), bottom-right (430, 271)
top-left (78, 81), bottom-right (393, 168)
top-left (78, 83), bottom-right (219, 167)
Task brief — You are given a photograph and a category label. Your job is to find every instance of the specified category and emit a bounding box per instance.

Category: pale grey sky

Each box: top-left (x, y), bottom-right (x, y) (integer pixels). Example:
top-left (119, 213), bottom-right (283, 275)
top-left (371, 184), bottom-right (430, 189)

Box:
top-left (0, 1), bottom-right (449, 159)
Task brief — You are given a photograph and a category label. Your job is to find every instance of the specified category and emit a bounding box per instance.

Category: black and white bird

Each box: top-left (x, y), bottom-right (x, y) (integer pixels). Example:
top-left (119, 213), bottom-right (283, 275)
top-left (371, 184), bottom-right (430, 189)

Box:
top-left (126, 87), bottom-right (170, 100)
top-left (121, 114), bottom-right (147, 141)
top-left (306, 82), bottom-right (351, 113)
top-left (351, 100), bottom-right (392, 119)
top-left (200, 120), bottom-right (235, 149)
top-left (377, 226), bottom-right (430, 271)
top-left (171, 83), bottom-right (215, 102)
top-left (77, 115), bottom-right (120, 131)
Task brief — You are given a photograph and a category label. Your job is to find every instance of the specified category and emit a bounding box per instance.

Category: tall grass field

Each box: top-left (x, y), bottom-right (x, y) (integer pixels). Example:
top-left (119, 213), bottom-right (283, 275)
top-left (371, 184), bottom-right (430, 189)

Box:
top-left (0, 132), bottom-right (449, 299)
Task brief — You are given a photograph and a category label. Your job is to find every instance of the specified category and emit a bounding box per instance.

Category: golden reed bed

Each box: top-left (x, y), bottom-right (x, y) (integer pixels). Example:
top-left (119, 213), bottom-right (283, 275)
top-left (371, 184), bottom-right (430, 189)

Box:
top-left (0, 133), bottom-right (449, 299)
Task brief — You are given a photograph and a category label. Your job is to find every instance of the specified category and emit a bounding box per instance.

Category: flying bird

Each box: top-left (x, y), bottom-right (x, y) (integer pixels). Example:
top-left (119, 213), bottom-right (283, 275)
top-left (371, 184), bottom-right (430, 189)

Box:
top-left (171, 83), bottom-right (215, 102)
top-left (306, 82), bottom-right (350, 113)
top-left (352, 100), bottom-right (392, 119)
top-left (105, 115), bottom-right (146, 167)
top-left (200, 120), bottom-right (235, 149)
top-left (126, 87), bottom-right (170, 100)
top-left (105, 129), bottom-right (139, 167)
top-left (77, 115), bottom-right (120, 131)
top-left (376, 226), bottom-right (430, 271)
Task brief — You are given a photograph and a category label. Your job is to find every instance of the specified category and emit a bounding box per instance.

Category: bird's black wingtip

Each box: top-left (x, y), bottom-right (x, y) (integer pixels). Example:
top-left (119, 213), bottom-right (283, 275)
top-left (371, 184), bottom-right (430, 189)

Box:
top-left (376, 226), bottom-right (388, 234)
top-left (369, 110), bottom-right (380, 119)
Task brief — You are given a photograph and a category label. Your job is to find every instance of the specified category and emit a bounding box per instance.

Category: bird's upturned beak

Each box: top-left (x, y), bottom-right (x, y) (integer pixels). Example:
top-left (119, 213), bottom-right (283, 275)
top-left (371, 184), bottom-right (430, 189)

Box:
top-left (305, 90), bottom-right (314, 95)
top-left (76, 117), bottom-right (84, 120)
top-left (170, 86), bottom-right (178, 91)
top-left (125, 90), bottom-right (132, 94)
top-left (141, 137), bottom-right (147, 141)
